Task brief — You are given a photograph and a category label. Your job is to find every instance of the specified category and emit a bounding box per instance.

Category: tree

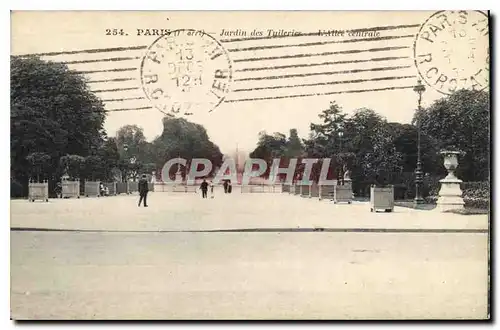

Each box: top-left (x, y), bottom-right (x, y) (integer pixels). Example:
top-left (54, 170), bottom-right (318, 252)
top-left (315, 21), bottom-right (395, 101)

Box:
top-left (415, 89), bottom-right (490, 181)
top-left (249, 131), bottom-right (288, 178)
top-left (11, 56), bottom-right (106, 193)
top-left (59, 155), bottom-right (85, 180)
top-left (150, 117), bottom-right (223, 179)
top-left (26, 152), bottom-right (51, 181)
top-left (82, 155), bottom-right (105, 181)
top-left (307, 101), bottom-right (347, 157)
top-left (97, 137), bottom-right (121, 181)
top-left (285, 129), bottom-right (304, 158)
top-left (250, 131), bottom-right (287, 160)
top-left (115, 125), bottom-right (149, 161)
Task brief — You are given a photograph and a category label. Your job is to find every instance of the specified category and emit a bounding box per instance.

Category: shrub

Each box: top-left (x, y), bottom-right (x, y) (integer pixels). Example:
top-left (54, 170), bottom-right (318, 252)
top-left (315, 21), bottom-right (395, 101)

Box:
top-left (425, 181), bottom-right (490, 209)
top-left (462, 181), bottom-right (490, 199)
top-left (464, 197), bottom-right (490, 209)
top-left (11, 179), bottom-right (26, 198)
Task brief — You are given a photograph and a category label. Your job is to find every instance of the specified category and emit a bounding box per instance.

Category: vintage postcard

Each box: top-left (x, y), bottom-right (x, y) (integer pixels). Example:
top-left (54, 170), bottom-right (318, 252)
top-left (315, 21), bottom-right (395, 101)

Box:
top-left (10, 11), bottom-right (490, 320)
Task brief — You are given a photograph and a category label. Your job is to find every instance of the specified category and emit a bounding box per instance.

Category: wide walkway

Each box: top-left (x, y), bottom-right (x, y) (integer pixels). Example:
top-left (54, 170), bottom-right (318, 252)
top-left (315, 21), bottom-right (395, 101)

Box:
top-left (11, 189), bottom-right (489, 319)
top-left (11, 188), bottom-right (488, 232)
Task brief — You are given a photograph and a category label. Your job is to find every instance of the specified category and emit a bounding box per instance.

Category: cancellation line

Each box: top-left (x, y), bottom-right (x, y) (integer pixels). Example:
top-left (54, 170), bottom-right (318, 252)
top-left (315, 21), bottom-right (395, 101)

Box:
top-left (225, 85), bottom-right (416, 103)
top-left (232, 75), bottom-right (416, 92)
top-left (227, 34), bottom-right (414, 53)
top-left (74, 67), bottom-right (138, 74)
top-left (234, 46), bottom-right (409, 63)
top-left (235, 65), bottom-right (412, 82)
top-left (15, 45), bottom-right (147, 58)
top-left (92, 87), bottom-right (140, 93)
top-left (87, 77), bottom-right (136, 84)
top-left (236, 56), bottom-right (409, 72)
top-left (62, 56), bottom-right (141, 65)
top-left (105, 106), bottom-right (153, 112)
top-left (101, 96), bottom-right (145, 102)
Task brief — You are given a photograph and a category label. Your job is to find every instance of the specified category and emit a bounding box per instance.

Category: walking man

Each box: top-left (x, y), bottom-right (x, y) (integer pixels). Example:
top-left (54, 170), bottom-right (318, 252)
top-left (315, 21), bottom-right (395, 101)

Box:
top-left (200, 178), bottom-right (209, 199)
top-left (138, 174), bottom-right (149, 207)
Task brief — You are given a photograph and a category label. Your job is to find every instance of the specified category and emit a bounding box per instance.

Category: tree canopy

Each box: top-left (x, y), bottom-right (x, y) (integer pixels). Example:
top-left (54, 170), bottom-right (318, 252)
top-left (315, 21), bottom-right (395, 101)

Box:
top-left (415, 89), bottom-right (489, 181)
top-left (11, 56), bottom-right (107, 189)
top-left (11, 55), bottom-right (489, 197)
top-left (248, 89), bottom-right (490, 196)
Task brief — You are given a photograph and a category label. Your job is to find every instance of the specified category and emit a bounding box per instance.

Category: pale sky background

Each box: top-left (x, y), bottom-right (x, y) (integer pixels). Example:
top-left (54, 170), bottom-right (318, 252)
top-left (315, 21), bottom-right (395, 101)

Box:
top-left (10, 11), bottom-right (489, 155)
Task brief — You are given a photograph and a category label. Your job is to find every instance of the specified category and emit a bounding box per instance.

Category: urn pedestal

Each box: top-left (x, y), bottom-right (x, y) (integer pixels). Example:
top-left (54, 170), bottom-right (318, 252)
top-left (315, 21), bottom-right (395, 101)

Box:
top-left (437, 151), bottom-right (465, 212)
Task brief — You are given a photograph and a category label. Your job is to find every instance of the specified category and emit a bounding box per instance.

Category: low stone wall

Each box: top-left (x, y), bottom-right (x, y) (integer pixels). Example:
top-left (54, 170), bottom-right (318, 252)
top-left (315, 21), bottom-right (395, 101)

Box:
top-left (241, 185), bottom-right (281, 193)
top-left (153, 183), bottom-right (197, 192)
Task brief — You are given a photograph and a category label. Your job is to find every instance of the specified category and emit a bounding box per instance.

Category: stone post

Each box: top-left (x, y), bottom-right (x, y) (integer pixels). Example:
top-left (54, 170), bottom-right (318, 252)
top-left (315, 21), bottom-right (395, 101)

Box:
top-left (437, 150), bottom-right (465, 211)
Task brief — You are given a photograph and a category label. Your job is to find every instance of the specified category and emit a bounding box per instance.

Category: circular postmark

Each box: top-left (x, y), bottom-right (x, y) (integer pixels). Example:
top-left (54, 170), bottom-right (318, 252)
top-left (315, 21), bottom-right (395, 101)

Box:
top-left (414, 10), bottom-right (489, 95)
top-left (140, 29), bottom-right (233, 116)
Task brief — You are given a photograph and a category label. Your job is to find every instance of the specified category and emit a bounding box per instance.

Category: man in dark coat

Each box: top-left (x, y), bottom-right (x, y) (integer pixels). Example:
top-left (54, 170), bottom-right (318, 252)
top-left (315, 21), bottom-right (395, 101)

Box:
top-left (200, 179), bottom-right (209, 199)
top-left (138, 174), bottom-right (149, 207)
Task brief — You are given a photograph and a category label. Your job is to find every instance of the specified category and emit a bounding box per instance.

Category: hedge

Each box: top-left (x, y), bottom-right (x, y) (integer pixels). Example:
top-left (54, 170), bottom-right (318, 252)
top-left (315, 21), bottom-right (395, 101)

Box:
top-left (425, 181), bottom-right (490, 209)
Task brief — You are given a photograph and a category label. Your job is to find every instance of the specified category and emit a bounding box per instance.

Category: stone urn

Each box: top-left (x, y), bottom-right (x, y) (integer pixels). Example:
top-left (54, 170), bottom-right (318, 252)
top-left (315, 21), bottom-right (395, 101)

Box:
top-left (442, 151), bottom-right (460, 179)
top-left (437, 150), bottom-right (465, 211)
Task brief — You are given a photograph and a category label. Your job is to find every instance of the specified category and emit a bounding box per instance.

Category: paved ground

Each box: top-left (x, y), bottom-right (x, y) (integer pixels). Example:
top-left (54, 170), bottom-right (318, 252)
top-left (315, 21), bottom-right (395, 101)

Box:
top-left (10, 188), bottom-right (489, 232)
top-left (10, 190), bottom-right (490, 319)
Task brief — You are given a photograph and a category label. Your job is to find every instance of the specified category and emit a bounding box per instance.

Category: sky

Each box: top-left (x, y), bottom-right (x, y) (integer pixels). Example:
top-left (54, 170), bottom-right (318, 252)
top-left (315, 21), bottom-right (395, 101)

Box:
top-left (11, 11), bottom-right (489, 154)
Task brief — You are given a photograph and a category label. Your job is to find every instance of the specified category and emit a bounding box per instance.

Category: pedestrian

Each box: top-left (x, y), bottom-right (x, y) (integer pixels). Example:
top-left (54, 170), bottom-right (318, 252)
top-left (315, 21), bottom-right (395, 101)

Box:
top-left (138, 174), bottom-right (149, 207)
top-left (200, 178), bottom-right (209, 199)
top-left (227, 180), bottom-right (232, 194)
top-left (210, 181), bottom-right (215, 199)
top-left (223, 180), bottom-right (228, 193)
top-left (55, 182), bottom-right (62, 198)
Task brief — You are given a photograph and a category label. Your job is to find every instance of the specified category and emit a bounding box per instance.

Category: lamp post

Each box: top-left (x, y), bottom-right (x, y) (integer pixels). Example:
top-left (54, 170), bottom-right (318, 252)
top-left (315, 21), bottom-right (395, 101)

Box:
top-left (175, 154), bottom-right (182, 183)
top-left (123, 144), bottom-right (129, 183)
top-left (122, 144), bottom-right (137, 182)
top-left (338, 130), bottom-right (344, 185)
top-left (413, 79), bottom-right (426, 205)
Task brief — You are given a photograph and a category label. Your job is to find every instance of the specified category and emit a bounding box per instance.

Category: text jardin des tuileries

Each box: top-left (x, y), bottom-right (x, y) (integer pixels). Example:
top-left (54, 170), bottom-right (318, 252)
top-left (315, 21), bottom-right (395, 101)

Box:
top-left (219, 28), bottom-right (381, 37)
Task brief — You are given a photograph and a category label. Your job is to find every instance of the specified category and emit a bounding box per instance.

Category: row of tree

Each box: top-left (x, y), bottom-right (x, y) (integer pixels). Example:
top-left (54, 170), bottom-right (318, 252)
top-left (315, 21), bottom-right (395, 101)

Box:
top-left (248, 89), bottom-right (490, 197)
top-left (11, 55), bottom-right (489, 198)
top-left (11, 56), bottom-right (223, 197)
